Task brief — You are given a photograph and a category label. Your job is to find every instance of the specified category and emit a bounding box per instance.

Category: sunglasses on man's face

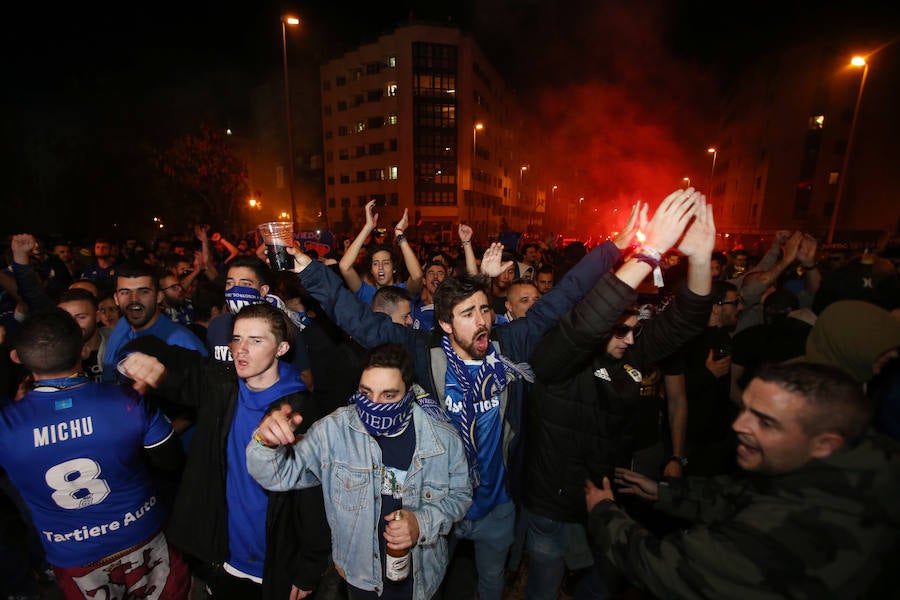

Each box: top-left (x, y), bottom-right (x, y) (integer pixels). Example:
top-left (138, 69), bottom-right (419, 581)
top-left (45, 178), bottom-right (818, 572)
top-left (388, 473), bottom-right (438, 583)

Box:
top-left (611, 323), bottom-right (643, 339)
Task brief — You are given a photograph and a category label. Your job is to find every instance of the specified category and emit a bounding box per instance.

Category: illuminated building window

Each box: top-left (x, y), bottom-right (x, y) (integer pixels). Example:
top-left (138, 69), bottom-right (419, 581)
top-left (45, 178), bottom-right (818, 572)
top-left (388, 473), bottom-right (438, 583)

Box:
top-left (369, 168), bottom-right (385, 181)
top-left (808, 115), bottom-right (824, 129)
top-left (387, 83), bottom-right (399, 97)
top-left (388, 113), bottom-right (398, 125)
top-left (828, 172), bottom-right (839, 184)
top-left (388, 56), bottom-right (397, 68)
top-left (389, 166), bottom-right (398, 180)
top-left (356, 121), bottom-right (366, 133)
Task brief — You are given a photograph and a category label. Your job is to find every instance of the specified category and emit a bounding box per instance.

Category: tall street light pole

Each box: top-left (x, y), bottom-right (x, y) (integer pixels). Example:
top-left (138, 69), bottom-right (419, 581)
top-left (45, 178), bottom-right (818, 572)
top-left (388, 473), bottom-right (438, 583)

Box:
top-left (828, 55), bottom-right (869, 244)
top-left (282, 16), bottom-right (300, 229)
top-left (707, 147), bottom-right (718, 203)
top-left (472, 122), bottom-right (484, 230)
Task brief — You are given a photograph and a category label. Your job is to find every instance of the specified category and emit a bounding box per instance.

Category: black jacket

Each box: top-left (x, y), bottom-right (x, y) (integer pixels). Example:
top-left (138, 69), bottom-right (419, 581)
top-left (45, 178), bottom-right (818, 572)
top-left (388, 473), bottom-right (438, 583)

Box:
top-left (125, 337), bottom-right (331, 597)
top-left (524, 273), bottom-right (711, 523)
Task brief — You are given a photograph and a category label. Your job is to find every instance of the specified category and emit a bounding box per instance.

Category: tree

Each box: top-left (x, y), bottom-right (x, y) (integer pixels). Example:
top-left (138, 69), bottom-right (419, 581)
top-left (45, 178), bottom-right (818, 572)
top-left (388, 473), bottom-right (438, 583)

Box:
top-left (155, 124), bottom-right (249, 228)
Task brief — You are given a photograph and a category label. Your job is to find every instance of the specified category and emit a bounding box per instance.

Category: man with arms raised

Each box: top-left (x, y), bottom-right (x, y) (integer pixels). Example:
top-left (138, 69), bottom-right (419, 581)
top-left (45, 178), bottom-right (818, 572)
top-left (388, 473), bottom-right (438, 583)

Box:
top-left (585, 362), bottom-right (899, 598)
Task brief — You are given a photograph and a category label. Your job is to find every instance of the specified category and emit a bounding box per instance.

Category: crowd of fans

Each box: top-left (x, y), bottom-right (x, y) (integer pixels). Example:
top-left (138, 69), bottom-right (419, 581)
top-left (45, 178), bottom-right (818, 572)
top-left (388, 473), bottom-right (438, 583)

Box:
top-left (1, 188), bottom-right (898, 600)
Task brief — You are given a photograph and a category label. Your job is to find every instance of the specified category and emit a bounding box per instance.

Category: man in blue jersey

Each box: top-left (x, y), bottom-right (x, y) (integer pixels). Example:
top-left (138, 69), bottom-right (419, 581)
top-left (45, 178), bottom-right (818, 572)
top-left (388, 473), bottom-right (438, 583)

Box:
top-left (0, 309), bottom-right (188, 599)
top-left (101, 262), bottom-right (207, 445)
top-left (102, 262), bottom-right (207, 384)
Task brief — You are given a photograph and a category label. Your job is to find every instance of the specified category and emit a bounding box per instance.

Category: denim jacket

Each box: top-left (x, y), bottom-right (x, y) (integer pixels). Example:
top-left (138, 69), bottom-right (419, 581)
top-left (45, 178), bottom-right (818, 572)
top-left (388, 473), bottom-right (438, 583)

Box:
top-left (247, 403), bottom-right (472, 599)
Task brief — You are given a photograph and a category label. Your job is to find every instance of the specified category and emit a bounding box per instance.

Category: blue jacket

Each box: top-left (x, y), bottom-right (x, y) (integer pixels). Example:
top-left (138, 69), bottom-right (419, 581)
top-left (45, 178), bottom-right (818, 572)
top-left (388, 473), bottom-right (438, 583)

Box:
top-left (295, 242), bottom-right (620, 502)
top-left (247, 403), bottom-right (472, 599)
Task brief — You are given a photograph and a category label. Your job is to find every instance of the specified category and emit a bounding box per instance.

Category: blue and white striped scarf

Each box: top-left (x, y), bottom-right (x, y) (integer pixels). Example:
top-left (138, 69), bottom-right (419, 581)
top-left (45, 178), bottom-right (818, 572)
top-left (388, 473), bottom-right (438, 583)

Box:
top-left (440, 334), bottom-right (534, 488)
top-left (350, 384), bottom-right (448, 437)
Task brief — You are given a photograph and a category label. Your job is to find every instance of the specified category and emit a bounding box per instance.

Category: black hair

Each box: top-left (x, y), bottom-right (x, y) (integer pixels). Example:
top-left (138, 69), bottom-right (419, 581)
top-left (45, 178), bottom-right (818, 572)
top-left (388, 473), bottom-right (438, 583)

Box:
top-left (371, 285), bottom-right (412, 314)
top-left (363, 343), bottom-right (414, 390)
top-left (433, 274), bottom-right (490, 325)
top-left (58, 288), bottom-right (99, 310)
top-left (711, 280), bottom-right (739, 304)
top-left (13, 309), bottom-right (84, 375)
top-left (227, 255), bottom-right (272, 287)
top-left (116, 261), bottom-right (162, 289)
top-left (190, 281), bottom-right (225, 321)
top-left (754, 362), bottom-right (872, 443)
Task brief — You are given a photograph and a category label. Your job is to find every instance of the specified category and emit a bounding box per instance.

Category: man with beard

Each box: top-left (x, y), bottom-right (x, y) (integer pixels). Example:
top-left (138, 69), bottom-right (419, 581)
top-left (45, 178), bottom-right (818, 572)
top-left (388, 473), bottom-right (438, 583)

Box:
top-left (277, 192), bottom-right (696, 600)
top-left (159, 272), bottom-right (195, 327)
top-left (585, 362), bottom-right (899, 599)
top-left (57, 288), bottom-right (112, 382)
top-left (101, 263), bottom-right (207, 384)
top-left (81, 237), bottom-right (118, 286)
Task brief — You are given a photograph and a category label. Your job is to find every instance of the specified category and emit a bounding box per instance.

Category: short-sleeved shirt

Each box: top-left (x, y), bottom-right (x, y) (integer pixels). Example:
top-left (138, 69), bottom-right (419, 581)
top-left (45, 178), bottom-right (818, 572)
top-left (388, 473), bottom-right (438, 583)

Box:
top-left (0, 382), bottom-right (173, 567)
top-left (355, 281), bottom-right (406, 307)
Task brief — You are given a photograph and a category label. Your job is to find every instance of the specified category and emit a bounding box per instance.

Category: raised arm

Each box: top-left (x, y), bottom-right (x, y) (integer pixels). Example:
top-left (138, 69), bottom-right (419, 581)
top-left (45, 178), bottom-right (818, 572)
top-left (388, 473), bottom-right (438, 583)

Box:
top-left (213, 232), bottom-right (240, 264)
top-left (458, 224), bottom-right (478, 275)
top-left (530, 191), bottom-right (701, 380)
top-left (9, 233), bottom-right (55, 312)
top-left (394, 208), bottom-right (423, 296)
top-left (338, 199), bottom-right (378, 293)
top-left (286, 246), bottom-right (417, 350)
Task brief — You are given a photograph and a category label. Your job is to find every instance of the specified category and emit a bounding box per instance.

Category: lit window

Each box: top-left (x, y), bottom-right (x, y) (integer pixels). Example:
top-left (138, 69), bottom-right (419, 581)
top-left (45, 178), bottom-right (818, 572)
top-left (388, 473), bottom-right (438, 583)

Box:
top-left (356, 121), bottom-right (366, 133)
top-left (808, 115), bottom-right (824, 129)
top-left (388, 56), bottom-right (397, 68)
top-left (387, 83), bottom-right (398, 97)
top-left (388, 113), bottom-right (398, 125)
top-left (389, 166), bottom-right (398, 180)
top-left (828, 172), bottom-right (839, 184)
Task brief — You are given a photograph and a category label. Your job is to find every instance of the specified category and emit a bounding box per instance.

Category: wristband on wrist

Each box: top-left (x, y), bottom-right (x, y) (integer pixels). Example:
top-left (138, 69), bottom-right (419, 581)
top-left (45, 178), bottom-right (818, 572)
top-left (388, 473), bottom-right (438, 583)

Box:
top-left (461, 240), bottom-right (472, 247)
top-left (666, 455), bottom-right (688, 468)
top-left (632, 247), bottom-right (664, 287)
top-left (253, 429), bottom-right (273, 448)
top-left (395, 233), bottom-right (407, 245)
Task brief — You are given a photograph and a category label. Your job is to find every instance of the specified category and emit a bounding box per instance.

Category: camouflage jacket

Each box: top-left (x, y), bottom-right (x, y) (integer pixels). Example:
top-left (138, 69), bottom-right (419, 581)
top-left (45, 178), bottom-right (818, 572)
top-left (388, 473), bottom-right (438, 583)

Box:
top-left (587, 432), bottom-right (900, 599)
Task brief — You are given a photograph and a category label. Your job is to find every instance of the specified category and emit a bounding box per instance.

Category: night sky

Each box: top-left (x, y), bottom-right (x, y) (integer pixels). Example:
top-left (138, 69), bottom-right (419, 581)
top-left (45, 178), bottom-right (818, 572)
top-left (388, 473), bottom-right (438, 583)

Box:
top-left (4, 0), bottom-right (899, 238)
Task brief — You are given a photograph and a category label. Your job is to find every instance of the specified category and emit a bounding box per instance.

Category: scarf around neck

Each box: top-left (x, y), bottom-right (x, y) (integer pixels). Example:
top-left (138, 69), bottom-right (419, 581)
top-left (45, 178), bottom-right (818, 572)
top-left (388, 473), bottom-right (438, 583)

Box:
top-left (440, 334), bottom-right (534, 488)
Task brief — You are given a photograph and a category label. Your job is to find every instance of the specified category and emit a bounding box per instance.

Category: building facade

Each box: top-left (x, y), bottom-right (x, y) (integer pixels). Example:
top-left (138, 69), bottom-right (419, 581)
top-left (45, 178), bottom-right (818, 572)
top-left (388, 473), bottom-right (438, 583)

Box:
top-left (710, 39), bottom-right (900, 243)
top-left (320, 23), bottom-right (545, 242)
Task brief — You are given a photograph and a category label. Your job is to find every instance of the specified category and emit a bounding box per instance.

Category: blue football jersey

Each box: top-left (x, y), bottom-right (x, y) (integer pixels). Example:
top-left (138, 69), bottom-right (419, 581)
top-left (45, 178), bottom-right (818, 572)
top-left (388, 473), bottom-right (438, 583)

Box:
top-left (0, 382), bottom-right (173, 567)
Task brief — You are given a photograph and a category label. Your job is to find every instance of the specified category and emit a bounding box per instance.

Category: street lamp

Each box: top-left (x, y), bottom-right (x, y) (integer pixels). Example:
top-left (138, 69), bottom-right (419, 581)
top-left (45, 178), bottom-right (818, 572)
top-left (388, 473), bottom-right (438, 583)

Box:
top-left (707, 147), bottom-right (718, 202)
top-left (827, 55), bottom-right (869, 244)
top-left (281, 16), bottom-right (301, 230)
top-left (472, 122), bottom-right (485, 229)
top-left (683, 177), bottom-right (691, 187)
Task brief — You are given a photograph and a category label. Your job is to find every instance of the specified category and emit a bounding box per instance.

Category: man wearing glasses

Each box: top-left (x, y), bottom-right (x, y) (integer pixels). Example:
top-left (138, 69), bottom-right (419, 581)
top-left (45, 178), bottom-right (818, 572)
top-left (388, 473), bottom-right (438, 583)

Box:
top-left (159, 272), bottom-right (195, 327)
top-left (522, 194), bottom-right (716, 600)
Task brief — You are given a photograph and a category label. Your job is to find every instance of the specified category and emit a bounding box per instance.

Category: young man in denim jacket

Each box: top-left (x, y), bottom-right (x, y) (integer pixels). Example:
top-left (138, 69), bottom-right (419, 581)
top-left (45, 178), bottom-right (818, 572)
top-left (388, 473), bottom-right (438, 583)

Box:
top-left (248, 343), bottom-right (472, 600)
